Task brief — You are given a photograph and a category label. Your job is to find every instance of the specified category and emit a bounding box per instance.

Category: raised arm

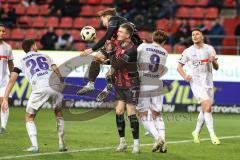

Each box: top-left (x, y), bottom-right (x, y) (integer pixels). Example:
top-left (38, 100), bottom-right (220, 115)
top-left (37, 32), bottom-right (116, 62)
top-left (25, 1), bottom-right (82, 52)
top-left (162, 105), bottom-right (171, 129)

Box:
top-left (51, 64), bottom-right (63, 81)
top-left (92, 26), bottom-right (117, 51)
top-left (51, 64), bottom-right (65, 92)
top-left (84, 19), bottom-right (119, 55)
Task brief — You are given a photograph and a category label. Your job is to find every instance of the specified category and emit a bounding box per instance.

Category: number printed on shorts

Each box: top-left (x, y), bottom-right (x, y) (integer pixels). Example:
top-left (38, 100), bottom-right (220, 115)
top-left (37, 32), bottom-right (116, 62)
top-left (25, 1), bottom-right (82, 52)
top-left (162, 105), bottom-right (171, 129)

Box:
top-left (149, 54), bottom-right (160, 72)
top-left (26, 56), bottom-right (49, 76)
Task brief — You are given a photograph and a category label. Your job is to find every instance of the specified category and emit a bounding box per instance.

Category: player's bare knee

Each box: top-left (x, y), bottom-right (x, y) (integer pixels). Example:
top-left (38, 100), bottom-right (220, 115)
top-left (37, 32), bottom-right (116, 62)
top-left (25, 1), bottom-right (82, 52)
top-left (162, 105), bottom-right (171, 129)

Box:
top-left (139, 111), bottom-right (148, 118)
top-left (151, 110), bottom-right (159, 118)
top-left (202, 100), bottom-right (212, 112)
top-left (126, 104), bottom-right (137, 115)
top-left (116, 102), bottom-right (125, 115)
top-left (54, 108), bottom-right (63, 117)
top-left (205, 106), bottom-right (212, 112)
top-left (116, 108), bottom-right (124, 115)
top-left (127, 110), bottom-right (137, 117)
top-left (116, 106), bottom-right (125, 115)
top-left (25, 113), bottom-right (35, 122)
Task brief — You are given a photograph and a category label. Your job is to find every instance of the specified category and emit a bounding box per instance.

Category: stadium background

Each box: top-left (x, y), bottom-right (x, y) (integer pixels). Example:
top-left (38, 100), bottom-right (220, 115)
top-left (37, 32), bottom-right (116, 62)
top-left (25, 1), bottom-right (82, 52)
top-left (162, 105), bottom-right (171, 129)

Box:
top-left (1, 0), bottom-right (240, 54)
top-left (0, 1), bottom-right (240, 160)
top-left (1, 0), bottom-right (240, 113)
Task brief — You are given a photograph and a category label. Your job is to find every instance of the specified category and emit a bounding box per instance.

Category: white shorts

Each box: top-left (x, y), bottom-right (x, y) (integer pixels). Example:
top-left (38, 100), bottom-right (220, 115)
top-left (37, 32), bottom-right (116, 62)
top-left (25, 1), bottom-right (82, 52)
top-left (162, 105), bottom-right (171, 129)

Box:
top-left (26, 85), bottom-right (63, 114)
top-left (0, 79), bottom-right (8, 97)
top-left (191, 85), bottom-right (214, 103)
top-left (137, 90), bottom-right (164, 113)
top-left (0, 85), bottom-right (7, 97)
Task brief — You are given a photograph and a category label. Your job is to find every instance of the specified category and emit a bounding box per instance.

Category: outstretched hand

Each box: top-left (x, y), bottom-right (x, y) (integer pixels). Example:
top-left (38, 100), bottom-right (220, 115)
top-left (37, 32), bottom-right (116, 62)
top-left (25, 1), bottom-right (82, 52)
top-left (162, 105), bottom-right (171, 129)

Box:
top-left (84, 48), bottom-right (93, 55)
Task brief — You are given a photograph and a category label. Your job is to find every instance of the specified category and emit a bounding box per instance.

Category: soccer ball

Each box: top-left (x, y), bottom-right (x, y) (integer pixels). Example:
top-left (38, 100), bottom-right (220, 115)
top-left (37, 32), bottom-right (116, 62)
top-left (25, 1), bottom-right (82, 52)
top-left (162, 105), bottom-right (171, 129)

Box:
top-left (80, 26), bottom-right (96, 42)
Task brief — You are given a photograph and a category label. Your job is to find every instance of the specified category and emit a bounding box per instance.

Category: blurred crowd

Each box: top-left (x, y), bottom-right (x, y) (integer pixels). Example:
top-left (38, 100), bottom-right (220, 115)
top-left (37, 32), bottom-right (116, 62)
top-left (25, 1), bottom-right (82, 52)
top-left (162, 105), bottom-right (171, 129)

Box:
top-left (114, 0), bottom-right (178, 31)
top-left (169, 18), bottom-right (226, 48)
top-left (21, 0), bottom-right (81, 17)
top-left (0, 5), bottom-right (17, 27)
top-left (40, 27), bottom-right (76, 51)
top-left (114, 0), bottom-right (240, 49)
top-left (1, 0), bottom-right (240, 50)
top-left (48, 0), bottom-right (80, 17)
top-left (0, 0), bottom-right (81, 27)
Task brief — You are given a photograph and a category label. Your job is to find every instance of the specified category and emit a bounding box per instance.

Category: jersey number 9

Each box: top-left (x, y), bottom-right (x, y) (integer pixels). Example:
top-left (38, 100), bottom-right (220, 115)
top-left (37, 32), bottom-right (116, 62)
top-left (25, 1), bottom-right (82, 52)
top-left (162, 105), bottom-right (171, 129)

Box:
top-left (149, 54), bottom-right (160, 72)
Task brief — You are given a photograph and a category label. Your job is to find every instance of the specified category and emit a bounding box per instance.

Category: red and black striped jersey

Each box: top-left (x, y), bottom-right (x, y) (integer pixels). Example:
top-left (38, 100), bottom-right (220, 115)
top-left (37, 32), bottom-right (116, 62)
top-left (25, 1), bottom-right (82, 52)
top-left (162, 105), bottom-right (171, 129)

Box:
top-left (111, 41), bottom-right (140, 89)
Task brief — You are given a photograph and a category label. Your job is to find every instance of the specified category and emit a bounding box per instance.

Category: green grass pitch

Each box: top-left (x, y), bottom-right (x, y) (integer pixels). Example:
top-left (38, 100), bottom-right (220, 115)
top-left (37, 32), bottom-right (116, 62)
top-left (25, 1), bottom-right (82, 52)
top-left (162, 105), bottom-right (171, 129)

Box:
top-left (0, 107), bottom-right (239, 160)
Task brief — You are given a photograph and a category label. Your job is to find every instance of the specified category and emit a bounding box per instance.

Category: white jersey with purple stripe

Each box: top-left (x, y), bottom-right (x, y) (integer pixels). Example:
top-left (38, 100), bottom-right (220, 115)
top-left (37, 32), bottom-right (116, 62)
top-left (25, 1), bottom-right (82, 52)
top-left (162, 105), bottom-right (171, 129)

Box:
top-left (137, 42), bottom-right (168, 90)
top-left (16, 51), bottom-right (60, 90)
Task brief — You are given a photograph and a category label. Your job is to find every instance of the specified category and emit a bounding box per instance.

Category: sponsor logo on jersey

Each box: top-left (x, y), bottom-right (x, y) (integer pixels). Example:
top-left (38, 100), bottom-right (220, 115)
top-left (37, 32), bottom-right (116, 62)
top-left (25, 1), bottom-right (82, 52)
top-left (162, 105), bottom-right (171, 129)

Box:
top-left (0, 55), bottom-right (8, 60)
top-left (192, 58), bottom-right (209, 66)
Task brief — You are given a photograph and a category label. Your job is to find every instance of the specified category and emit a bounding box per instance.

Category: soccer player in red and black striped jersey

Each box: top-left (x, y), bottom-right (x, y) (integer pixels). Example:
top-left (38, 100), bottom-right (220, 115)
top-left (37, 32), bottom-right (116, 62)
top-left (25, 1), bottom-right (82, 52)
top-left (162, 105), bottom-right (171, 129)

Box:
top-left (77, 8), bottom-right (142, 95)
top-left (108, 23), bottom-right (140, 154)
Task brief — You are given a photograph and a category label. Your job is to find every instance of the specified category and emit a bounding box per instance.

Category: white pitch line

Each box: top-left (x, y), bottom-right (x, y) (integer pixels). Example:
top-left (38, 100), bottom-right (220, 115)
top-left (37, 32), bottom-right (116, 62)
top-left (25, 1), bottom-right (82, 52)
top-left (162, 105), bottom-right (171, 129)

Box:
top-left (0, 135), bottom-right (240, 160)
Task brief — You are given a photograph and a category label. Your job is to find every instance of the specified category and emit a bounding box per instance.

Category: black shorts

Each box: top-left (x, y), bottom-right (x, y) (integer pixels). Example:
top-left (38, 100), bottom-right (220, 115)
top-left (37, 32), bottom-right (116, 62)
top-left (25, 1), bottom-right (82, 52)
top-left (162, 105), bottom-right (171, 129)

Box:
top-left (115, 87), bottom-right (139, 105)
top-left (100, 49), bottom-right (114, 65)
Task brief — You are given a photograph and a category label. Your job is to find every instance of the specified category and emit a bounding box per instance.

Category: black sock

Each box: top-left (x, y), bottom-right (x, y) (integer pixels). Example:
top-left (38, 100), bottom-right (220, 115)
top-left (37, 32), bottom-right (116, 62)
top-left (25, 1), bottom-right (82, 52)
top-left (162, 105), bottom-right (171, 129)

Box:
top-left (128, 114), bottom-right (139, 139)
top-left (89, 61), bottom-right (100, 82)
top-left (106, 74), bottom-right (114, 91)
top-left (116, 114), bottom-right (125, 138)
top-left (106, 74), bottom-right (113, 84)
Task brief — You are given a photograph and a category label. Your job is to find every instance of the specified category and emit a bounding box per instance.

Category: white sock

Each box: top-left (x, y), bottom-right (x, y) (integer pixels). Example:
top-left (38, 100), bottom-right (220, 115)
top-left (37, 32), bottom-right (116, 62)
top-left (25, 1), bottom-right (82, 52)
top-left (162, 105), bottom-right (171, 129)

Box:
top-left (56, 117), bottom-right (65, 146)
top-left (26, 121), bottom-right (38, 148)
top-left (87, 81), bottom-right (94, 87)
top-left (141, 116), bottom-right (159, 140)
top-left (154, 116), bottom-right (165, 140)
top-left (120, 137), bottom-right (126, 143)
top-left (134, 139), bottom-right (139, 146)
top-left (147, 110), bottom-right (152, 121)
top-left (103, 86), bottom-right (108, 92)
top-left (194, 111), bottom-right (204, 134)
top-left (1, 108), bottom-right (9, 129)
top-left (204, 112), bottom-right (215, 137)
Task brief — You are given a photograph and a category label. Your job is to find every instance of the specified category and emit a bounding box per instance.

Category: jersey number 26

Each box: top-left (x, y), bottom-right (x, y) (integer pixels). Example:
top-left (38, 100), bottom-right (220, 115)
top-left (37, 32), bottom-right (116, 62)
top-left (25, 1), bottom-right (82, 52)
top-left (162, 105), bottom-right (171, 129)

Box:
top-left (26, 57), bottom-right (49, 76)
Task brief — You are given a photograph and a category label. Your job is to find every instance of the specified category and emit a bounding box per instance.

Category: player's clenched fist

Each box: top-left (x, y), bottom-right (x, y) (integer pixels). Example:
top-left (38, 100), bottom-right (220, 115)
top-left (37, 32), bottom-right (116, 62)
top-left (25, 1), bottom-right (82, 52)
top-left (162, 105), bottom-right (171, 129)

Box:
top-left (210, 56), bottom-right (217, 62)
top-left (184, 75), bottom-right (192, 82)
top-left (104, 40), bottom-right (116, 53)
